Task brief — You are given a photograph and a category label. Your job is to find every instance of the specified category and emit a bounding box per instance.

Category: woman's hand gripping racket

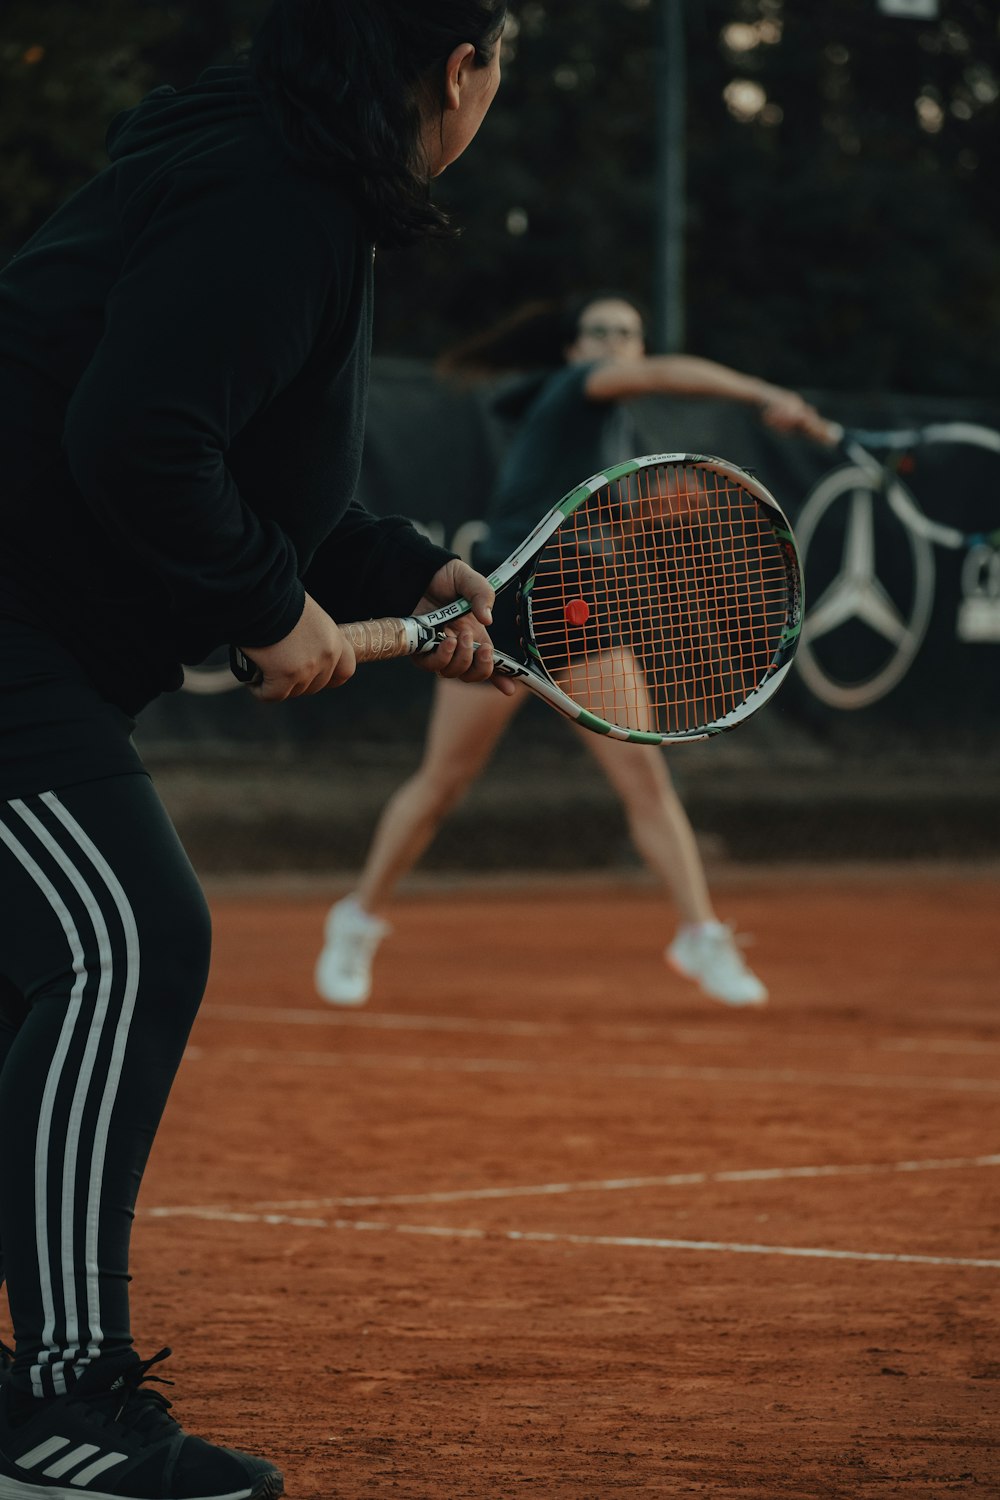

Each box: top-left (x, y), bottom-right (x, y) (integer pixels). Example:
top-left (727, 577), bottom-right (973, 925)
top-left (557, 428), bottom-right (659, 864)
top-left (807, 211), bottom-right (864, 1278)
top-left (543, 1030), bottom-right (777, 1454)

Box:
top-left (232, 453), bottom-right (803, 744)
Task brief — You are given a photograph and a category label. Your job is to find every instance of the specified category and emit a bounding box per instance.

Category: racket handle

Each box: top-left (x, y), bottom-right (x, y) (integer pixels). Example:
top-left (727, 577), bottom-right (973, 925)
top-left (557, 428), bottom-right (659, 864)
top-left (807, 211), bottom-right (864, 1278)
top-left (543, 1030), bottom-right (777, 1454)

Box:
top-left (229, 645), bottom-right (262, 684)
top-left (341, 616), bottom-right (427, 661)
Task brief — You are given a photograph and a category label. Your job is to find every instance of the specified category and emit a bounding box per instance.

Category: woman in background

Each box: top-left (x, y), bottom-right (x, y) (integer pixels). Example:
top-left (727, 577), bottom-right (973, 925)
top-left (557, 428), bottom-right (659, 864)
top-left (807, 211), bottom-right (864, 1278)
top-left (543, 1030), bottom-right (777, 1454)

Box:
top-left (316, 292), bottom-right (831, 1011)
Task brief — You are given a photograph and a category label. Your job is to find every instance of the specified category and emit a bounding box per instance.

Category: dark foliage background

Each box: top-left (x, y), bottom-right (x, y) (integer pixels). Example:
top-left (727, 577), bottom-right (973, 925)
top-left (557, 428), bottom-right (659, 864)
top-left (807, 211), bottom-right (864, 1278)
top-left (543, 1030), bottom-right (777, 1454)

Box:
top-left (1, 0), bottom-right (997, 394)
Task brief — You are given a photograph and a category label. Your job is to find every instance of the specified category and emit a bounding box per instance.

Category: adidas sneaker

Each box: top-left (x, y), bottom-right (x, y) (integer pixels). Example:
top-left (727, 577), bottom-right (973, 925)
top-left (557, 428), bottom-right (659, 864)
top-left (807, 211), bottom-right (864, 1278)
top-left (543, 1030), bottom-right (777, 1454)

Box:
top-left (0, 1347), bottom-right (282, 1500)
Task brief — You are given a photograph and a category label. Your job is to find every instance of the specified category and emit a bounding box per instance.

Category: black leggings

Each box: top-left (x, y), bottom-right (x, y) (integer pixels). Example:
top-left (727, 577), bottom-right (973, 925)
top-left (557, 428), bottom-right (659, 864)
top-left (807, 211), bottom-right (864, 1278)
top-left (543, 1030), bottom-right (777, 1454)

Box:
top-left (0, 773), bottom-right (211, 1399)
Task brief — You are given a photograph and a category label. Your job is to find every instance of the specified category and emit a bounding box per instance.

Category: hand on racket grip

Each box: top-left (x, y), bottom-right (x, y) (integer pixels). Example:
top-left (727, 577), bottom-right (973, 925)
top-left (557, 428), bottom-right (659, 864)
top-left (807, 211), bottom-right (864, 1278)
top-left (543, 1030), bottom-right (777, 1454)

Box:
top-left (235, 592), bottom-right (356, 702)
top-left (410, 559), bottom-right (516, 694)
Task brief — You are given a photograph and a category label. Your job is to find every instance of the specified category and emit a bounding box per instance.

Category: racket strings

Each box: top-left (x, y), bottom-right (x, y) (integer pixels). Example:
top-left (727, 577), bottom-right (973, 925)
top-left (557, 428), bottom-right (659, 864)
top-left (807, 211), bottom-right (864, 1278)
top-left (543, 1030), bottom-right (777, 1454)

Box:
top-left (524, 462), bottom-right (793, 735)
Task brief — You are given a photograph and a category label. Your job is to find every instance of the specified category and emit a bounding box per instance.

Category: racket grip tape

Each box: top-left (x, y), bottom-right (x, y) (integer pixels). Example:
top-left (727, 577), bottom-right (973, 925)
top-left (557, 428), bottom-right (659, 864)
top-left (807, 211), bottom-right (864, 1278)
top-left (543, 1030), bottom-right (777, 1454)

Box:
top-left (341, 616), bottom-right (423, 661)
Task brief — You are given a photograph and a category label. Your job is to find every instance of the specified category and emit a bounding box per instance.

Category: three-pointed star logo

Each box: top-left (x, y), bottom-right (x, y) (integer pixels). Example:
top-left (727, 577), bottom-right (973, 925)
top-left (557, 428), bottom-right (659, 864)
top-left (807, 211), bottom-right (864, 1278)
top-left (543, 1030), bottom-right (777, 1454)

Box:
top-left (796, 467), bottom-right (936, 710)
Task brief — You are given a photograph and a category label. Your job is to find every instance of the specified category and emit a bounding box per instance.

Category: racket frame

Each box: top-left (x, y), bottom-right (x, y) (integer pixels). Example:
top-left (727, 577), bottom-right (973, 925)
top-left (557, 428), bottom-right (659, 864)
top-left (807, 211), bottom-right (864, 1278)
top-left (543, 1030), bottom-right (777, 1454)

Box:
top-left (509, 454), bottom-right (802, 741)
top-left (826, 422), bottom-right (1000, 551)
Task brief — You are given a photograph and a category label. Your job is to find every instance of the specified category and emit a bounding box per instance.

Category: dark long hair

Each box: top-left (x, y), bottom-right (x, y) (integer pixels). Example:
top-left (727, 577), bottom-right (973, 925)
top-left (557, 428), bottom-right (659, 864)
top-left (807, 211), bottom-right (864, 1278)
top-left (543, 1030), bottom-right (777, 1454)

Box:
top-left (438, 291), bottom-right (649, 376)
top-left (250, 0), bottom-right (507, 249)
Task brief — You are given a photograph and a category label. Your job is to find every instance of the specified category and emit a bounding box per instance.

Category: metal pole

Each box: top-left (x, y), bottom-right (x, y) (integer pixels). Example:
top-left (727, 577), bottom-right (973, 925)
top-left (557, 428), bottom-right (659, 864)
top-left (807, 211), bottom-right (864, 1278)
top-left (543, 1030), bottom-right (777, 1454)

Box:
top-left (654, 0), bottom-right (686, 353)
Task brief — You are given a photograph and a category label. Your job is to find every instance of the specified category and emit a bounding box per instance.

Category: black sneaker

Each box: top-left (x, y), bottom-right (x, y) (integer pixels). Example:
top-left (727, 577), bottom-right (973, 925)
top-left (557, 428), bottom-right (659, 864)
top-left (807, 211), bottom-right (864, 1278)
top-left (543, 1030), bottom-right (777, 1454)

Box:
top-left (0, 1348), bottom-right (283, 1499)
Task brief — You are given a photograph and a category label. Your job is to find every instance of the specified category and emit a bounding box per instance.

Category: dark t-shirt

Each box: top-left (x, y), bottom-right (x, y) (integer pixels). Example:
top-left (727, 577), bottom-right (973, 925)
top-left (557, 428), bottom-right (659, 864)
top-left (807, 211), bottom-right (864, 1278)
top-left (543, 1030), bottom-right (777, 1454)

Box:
top-left (475, 363), bottom-right (640, 573)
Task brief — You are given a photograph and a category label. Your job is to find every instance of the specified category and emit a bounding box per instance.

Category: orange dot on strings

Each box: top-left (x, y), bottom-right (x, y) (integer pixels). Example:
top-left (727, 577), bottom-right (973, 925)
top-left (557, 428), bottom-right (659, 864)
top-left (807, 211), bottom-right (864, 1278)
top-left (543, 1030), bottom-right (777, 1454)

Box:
top-left (565, 598), bottom-right (590, 626)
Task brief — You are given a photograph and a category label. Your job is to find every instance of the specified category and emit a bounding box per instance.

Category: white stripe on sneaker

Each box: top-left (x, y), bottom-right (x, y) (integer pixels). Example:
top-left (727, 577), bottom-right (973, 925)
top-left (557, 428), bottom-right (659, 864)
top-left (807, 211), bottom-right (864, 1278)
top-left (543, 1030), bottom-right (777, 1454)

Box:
top-left (69, 1451), bottom-right (128, 1486)
top-left (43, 1443), bottom-right (100, 1477)
top-left (15, 1434), bottom-right (128, 1486)
top-left (15, 1435), bottom-right (72, 1467)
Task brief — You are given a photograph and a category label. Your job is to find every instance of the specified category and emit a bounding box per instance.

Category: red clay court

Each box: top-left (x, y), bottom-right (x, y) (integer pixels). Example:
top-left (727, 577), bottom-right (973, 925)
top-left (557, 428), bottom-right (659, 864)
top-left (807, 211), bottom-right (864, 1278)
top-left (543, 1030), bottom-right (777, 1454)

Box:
top-left (123, 865), bottom-right (999, 1499)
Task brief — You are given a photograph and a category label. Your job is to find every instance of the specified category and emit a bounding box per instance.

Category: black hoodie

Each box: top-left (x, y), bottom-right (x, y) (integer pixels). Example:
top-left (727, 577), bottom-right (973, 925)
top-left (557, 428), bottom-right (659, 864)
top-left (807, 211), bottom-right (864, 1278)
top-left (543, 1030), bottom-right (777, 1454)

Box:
top-left (0, 67), bottom-right (450, 712)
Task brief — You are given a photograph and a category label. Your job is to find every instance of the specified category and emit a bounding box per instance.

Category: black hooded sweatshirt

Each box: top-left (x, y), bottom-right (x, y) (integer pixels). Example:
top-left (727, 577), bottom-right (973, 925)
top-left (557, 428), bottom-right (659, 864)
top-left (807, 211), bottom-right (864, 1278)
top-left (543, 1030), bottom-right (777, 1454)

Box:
top-left (0, 67), bottom-right (451, 713)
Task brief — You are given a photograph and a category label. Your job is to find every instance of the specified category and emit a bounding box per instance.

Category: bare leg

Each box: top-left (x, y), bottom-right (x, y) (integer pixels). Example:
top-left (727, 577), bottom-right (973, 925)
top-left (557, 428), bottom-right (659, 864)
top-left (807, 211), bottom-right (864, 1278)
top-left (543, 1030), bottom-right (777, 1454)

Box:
top-left (557, 648), bottom-right (715, 925)
top-left (355, 677), bottom-right (525, 914)
top-left (317, 679), bottom-right (526, 1005)
top-left (559, 649), bottom-right (765, 1004)
top-left (555, 646), bottom-right (658, 736)
top-left (575, 730), bottom-right (715, 925)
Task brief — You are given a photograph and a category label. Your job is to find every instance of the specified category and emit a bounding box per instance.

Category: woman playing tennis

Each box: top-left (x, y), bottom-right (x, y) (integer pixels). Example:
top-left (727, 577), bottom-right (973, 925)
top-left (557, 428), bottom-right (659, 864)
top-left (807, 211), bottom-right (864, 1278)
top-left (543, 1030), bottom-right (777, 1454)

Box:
top-left (0, 3), bottom-right (506, 1497)
top-left (316, 293), bottom-right (831, 1011)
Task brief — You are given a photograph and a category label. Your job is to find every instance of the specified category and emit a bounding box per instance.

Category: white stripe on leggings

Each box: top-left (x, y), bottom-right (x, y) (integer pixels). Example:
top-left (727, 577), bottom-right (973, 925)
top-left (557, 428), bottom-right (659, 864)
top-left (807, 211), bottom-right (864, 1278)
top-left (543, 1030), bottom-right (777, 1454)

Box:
top-left (11, 800), bottom-right (117, 1379)
top-left (5, 795), bottom-right (140, 1395)
top-left (39, 794), bottom-right (141, 1372)
top-left (0, 811), bottom-right (91, 1397)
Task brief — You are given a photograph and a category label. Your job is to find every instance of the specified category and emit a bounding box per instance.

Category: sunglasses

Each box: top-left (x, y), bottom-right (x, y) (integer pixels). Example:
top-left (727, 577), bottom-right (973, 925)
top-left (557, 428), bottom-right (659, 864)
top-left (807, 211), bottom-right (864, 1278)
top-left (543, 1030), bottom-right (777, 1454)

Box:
top-left (576, 323), bottom-right (644, 341)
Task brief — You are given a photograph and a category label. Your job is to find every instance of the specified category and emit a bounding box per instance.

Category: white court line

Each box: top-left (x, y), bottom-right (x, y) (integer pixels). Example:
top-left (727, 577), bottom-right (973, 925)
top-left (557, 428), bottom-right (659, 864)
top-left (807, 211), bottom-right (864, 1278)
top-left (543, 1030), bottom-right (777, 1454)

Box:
top-left (881, 1037), bottom-right (1000, 1056)
top-left (187, 1045), bottom-right (1000, 1095)
top-left (199, 1004), bottom-right (1000, 1055)
top-left (241, 1152), bottom-right (1000, 1211)
top-left (201, 1004), bottom-right (561, 1037)
top-left (139, 1206), bottom-right (1000, 1271)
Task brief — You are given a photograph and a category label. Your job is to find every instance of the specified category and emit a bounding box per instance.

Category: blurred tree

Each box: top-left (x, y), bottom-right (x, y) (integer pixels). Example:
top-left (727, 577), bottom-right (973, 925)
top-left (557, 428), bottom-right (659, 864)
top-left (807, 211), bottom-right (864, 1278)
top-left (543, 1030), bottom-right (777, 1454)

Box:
top-left (0, 0), bottom-right (265, 250)
top-left (1, 0), bottom-right (997, 395)
top-left (380, 0), bottom-right (1000, 394)
top-left (0, 2), bottom-right (171, 247)
top-left (685, 0), bottom-right (1000, 392)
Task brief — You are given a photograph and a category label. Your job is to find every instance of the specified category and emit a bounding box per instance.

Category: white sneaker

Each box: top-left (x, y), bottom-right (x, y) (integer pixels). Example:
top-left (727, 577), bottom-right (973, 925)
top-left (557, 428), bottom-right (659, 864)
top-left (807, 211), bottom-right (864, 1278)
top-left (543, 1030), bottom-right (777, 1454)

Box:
top-left (315, 896), bottom-right (391, 1006)
top-left (666, 922), bottom-right (768, 1007)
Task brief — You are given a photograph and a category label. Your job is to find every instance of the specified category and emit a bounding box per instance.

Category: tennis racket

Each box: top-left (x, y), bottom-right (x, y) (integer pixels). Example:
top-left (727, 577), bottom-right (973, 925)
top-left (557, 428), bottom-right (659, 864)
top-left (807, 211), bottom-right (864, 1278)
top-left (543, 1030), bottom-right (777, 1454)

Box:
top-left (825, 420), bottom-right (1000, 552)
top-left (231, 453), bottom-right (803, 745)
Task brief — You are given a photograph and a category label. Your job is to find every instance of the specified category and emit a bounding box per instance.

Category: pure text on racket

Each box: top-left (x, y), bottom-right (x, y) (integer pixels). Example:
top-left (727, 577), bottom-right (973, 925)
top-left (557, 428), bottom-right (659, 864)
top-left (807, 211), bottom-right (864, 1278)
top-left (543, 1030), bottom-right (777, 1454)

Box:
top-left (232, 453), bottom-right (803, 744)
